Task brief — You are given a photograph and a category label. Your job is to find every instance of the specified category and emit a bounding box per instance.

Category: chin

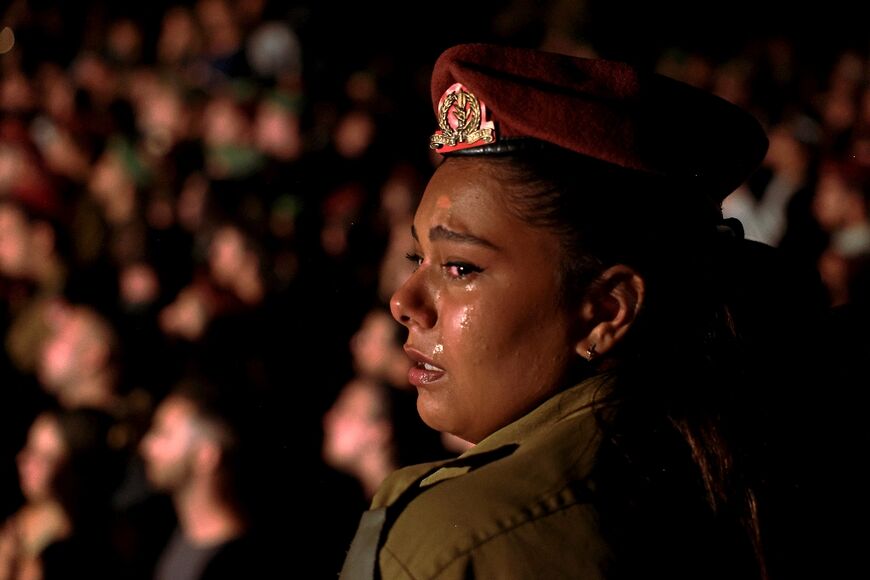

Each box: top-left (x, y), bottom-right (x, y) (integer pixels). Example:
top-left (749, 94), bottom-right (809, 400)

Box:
top-left (416, 395), bottom-right (476, 442)
top-left (416, 395), bottom-right (452, 434)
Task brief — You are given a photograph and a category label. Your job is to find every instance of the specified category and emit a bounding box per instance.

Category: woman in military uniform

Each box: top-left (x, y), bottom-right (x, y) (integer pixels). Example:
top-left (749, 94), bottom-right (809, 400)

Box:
top-left (340, 44), bottom-right (830, 580)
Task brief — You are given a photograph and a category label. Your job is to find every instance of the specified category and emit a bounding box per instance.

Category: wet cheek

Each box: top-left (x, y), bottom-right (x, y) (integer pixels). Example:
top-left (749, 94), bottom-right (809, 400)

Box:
top-left (444, 305), bottom-right (476, 350)
top-left (444, 304), bottom-right (495, 376)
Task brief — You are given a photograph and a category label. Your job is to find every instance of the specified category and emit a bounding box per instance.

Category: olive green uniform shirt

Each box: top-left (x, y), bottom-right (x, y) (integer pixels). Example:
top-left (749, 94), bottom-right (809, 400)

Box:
top-left (341, 374), bottom-right (615, 580)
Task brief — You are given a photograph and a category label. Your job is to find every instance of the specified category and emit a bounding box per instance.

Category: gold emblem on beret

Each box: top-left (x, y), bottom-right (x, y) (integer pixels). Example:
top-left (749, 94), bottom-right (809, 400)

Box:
top-left (430, 83), bottom-right (495, 153)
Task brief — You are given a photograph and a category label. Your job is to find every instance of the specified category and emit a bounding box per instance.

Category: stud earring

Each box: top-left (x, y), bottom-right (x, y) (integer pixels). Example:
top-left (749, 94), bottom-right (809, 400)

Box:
top-left (585, 343), bottom-right (597, 361)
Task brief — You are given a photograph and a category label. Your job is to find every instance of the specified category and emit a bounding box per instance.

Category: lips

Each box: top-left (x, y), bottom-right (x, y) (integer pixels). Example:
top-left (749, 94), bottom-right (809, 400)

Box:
top-left (404, 346), bottom-right (446, 387)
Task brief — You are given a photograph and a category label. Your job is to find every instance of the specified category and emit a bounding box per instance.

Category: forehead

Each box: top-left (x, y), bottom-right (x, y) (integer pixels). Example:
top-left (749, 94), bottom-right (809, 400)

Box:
top-left (417, 157), bottom-right (518, 229)
top-left (156, 397), bottom-right (196, 426)
top-left (30, 415), bottom-right (64, 451)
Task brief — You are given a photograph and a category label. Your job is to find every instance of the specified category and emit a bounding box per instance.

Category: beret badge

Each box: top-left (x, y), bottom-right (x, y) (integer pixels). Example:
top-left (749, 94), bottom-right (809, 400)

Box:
top-left (430, 83), bottom-right (495, 153)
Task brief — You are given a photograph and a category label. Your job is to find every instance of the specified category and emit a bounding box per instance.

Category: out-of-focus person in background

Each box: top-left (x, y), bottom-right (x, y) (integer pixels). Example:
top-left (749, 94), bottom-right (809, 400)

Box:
top-left (139, 382), bottom-right (268, 580)
top-left (323, 377), bottom-right (396, 500)
top-left (349, 307), bottom-right (410, 390)
top-left (812, 159), bottom-right (870, 306)
top-left (0, 408), bottom-right (122, 580)
top-left (38, 302), bottom-right (121, 411)
top-left (723, 114), bottom-right (824, 264)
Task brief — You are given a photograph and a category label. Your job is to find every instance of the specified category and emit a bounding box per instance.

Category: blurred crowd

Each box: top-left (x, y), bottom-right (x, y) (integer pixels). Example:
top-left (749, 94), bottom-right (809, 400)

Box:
top-left (0, 0), bottom-right (868, 578)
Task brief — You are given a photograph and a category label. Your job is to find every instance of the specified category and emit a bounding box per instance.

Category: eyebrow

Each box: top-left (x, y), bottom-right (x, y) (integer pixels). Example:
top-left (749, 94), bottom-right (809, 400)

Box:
top-left (411, 224), bottom-right (499, 250)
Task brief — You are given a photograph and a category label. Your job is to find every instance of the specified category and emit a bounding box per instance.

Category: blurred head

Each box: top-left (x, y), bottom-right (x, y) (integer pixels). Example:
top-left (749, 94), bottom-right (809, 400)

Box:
top-left (333, 110), bottom-right (375, 159)
top-left (136, 81), bottom-right (188, 156)
top-left (320, 183), bottom-right (364, 258)
top-left (139, 395), bottom-right (200, 493)
top-left (0, 201), bottom-right (58, 280)
top-left (209, 225), bottom-right (249, 284)
top-left (157, 6), bottom-right (201, 65)
top-left (17, 413), bottom-right (68, 502)
top-left (350, 308), bottom-right (409, 384)
top-left (17, 409), bottom-right (118, 514)
top-left (106, 18), bottom-right (143, 65)
top-left (0, 202), bottom-right (32, 277)
top-left (202, 95), bottom-right (249, 147)
top-left (87, 148), bottom-right (138, 224)
top-left (813, 161), bottom-right (869, 231)
top-left (207, 224), bottom-right (264, 304)
top-left (196, 0), bottom-right (241, 57)
top-left (38, 304), bottom-right (117, 400)
top-left (140, 386), bottom-right (241, 497)
top-left (323, 378), bottom-right (392, 471)
top-left (254, 97), bottom-right (301, 161)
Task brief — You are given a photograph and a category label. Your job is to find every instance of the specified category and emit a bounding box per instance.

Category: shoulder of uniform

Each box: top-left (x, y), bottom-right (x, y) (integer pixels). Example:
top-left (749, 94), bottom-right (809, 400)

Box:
top-left (371, 460), bottom-right (450, 509)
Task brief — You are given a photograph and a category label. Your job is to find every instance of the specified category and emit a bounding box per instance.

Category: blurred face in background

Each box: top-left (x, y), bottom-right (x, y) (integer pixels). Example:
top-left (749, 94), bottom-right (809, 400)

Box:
top-left (209, 225), bottom-right (247, 287)
top-left (17, 414), bottom-right (67, 502)
top-left (158, 7), bottom-right (201, 65)
top-left (38, 307), bottom-right (110, 396)
top-left (88, 151), bottom-right (136, 224)
top-left (333, 110), bottom-right (375, 159)
top-left (350, 309), bottom-right (406, 380)
top-left (813, 167), bottom-right (862, 232)
top-left (140, 396), bottom-right (199, 492)
top-left (202, 96), bottom-right (248, 147)
top-left (0, 204), bottom-right (31, 277)
top-left (254, 100), bottom-right (301, 161)
top-left (322, 379), bottom-right (390, 470)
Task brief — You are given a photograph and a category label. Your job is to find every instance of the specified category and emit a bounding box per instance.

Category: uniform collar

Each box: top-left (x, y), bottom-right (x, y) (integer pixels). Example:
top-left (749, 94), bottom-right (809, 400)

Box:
top-left (372, 373), bottom-right (616, 508)
top-left (420, 372), bottom-right (616, 487)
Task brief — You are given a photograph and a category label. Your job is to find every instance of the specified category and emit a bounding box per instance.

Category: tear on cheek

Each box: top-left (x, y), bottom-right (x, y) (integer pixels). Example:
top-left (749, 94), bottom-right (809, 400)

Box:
top-left (459, 306), bottom-right (473, 330)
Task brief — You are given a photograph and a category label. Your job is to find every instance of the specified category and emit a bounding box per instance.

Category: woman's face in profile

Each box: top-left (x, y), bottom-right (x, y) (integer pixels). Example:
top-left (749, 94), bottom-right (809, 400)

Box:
top-left (17, 414), bottom-right (66, 502)
top-left (391, 157), bottom-right (579, 443)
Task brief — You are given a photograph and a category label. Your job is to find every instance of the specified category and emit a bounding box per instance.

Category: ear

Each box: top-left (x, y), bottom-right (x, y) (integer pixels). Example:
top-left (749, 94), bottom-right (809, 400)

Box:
top-left (575, 264), bottom-right (645, 361)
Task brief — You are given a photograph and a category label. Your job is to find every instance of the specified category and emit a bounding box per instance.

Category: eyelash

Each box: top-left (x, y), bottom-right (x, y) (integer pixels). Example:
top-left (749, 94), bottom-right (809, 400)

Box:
top-left (405, 252), bottom-right (423, 271)
top-left (404, 253), bottom-right (483, 280)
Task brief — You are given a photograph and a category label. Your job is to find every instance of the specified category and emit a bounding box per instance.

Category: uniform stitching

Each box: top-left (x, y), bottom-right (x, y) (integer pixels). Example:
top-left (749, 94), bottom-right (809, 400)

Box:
top-left (425, 489), bottom-right (589, 580)
top-left (382, 544), bottom-right (421, 580)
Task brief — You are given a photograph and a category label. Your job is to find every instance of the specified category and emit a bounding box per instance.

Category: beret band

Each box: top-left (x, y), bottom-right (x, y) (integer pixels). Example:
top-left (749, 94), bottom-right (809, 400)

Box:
top-left (444, 138), bottom-right (553, 157)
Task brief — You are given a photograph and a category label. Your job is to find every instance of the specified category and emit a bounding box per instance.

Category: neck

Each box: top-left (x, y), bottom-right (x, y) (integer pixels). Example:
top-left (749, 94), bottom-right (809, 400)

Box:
top-left (60, 370), bottom-right (117, 411)
top-left (355, 448), bottom-right (396, 499)
top-left (174, 479), bottom-right (245, 546)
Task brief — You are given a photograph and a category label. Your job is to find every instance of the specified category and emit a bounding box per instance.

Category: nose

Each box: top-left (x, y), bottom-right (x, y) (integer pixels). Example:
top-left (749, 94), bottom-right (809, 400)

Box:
top-left (390, 269), bottom-right (436, 330)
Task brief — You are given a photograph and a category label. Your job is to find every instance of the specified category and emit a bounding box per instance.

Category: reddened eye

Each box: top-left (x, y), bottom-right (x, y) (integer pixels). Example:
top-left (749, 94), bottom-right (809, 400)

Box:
top-left (444, 261), bottom-right (483, 279)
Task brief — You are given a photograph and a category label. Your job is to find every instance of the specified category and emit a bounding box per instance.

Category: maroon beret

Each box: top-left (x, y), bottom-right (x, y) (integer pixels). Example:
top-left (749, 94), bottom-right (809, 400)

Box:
top-left (429, 44), bottom-right (768, 202)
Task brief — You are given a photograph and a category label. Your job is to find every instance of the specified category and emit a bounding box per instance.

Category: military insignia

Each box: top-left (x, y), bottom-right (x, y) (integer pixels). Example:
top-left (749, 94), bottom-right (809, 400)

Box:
top-left (430, 83), bottom-right (495, 153)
